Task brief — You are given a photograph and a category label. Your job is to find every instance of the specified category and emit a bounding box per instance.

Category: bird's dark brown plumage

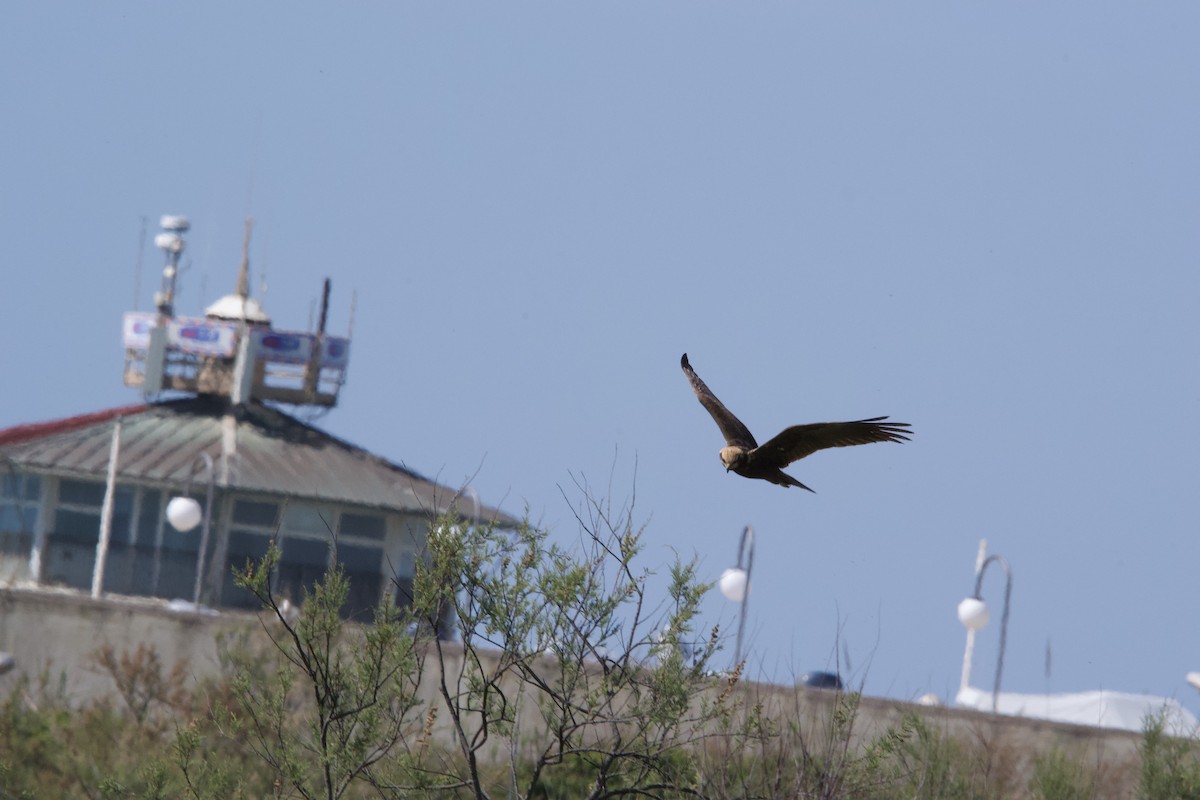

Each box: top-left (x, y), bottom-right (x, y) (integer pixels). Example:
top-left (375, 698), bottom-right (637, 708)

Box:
top-left (680, 353), bottom-right (911, 491)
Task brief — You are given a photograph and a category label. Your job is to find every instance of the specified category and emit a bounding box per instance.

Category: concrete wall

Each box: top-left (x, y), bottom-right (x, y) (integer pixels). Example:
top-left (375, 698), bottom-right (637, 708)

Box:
top-left (0, 585), bottom-right (1147, 790)
top-left (0, 586), bottom-right (240, 703)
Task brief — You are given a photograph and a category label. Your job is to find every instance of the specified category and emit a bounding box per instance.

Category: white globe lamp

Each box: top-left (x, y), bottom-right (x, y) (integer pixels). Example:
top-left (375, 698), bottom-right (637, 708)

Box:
top-left (718, 567), bottom-right (749, 602)
top-left (166, 496), bottom-right (203, 532)
top-left (957, 596), bottom-right (990, 631)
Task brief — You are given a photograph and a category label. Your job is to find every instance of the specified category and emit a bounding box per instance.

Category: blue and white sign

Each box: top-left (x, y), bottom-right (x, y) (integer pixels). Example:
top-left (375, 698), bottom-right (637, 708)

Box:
top-left (254, 331), bottom-right (314, 364)
top-left (168, 318), bottom-right (238, 357)
top-left (122, 312), bottom-right (157, 349)
top-left (321, 337), bottom-right (351, 368)
top-left (124, 311), bottom-right (350, 372)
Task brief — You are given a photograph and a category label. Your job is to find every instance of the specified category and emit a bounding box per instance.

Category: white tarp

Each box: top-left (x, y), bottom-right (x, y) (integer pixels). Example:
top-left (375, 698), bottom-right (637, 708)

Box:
top-left (956, 686), bottom-right (1199, 736)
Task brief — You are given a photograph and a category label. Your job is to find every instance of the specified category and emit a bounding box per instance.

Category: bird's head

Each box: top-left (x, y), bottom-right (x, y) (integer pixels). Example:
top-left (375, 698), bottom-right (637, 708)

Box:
top-left (719, 446), bottom-right (746, 471)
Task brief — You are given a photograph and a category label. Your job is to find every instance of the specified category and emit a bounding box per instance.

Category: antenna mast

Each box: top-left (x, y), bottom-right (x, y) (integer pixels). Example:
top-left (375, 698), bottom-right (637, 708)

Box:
top-left (123, 214), bottom-right (352, 407)
top-left (235, 217), bottom-right (253, 301)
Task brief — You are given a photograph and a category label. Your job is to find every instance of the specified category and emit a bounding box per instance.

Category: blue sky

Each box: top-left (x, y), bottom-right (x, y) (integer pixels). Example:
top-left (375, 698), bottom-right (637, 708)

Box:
top-left (3, 4), bottom-right (1199, 709)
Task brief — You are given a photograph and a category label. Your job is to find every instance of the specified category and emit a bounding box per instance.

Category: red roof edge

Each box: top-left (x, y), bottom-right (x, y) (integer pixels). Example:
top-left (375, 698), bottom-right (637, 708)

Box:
top-left (0, 403), bottom-right (150, 447)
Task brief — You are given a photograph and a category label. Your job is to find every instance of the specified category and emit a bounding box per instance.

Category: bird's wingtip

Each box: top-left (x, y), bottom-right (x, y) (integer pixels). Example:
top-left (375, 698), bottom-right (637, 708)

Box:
top-left (680, 353), bottom-right (690, 368)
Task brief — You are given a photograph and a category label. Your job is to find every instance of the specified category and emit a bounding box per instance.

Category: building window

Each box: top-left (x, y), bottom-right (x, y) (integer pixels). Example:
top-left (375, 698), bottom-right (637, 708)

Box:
top-left (221, 498), bottom-right (280, 609)
top-left (58, 479), bottom-right (106, 507)
top-left (226, 502), bottom-right (390, 619)
top-left (338, 541), bottom-right (383, 621)
top-left (221, 528), bottom-right (274, 609)
top-left (233, 499), bottom-right (279, 528)
top-left (217, 499), bottom-right (390, 619)
top-left (277, 534), bottom-right (329, 606)
top-left (153, 489), bottom-right (203, 601)
top-left (389, 544), bottom-right (424, 628)
top-left (131, 490), bottom-right (162, 597)
top-left (0, 471), bottom-right (41, 559)
top-left (45, 479), bottom-right (135, 592)
top-left (338, 512), bottom-right (385, 541)
top-left (283, 504), bottom-right (330, 537)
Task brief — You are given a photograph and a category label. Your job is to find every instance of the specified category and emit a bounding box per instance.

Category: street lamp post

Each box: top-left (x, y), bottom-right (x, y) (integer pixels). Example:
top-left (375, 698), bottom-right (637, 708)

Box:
top-left (165, 452), bottom-right (215, 605)
top-left (718, 525), bottom-right (755, 668)
top-left (957, 549), bottom-right (1013, 713)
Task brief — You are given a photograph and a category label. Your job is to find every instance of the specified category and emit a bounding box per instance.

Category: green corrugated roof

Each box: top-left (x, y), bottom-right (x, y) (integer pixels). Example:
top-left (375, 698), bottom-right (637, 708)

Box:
top-left (0, 397), bottom-right (520, 527)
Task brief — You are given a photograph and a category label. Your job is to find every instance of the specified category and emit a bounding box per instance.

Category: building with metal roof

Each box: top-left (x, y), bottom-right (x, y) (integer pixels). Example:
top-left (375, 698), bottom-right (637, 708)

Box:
top-left (0, 396), bottom-right (518, 621)
top-left (0, 215), bottom-right (519, 623)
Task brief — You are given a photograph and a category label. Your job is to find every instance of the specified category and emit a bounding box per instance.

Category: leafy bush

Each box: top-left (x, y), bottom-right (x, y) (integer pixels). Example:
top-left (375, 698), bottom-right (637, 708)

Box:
top-left (1138, 714), bottom-right (1200, 800)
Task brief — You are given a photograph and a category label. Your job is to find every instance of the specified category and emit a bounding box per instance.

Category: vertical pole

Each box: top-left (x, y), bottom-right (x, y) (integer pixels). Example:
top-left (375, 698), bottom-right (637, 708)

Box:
top-left (205, 422), bottom-right (238, 603)
top-left (191, 453), bottom-right (215, 605)
top-left (984, 554), bottom-right (1013, 713)
top-left (959, 538), bottom-right (988, 694)
top-left (92, 418), bottom-right (123, 598)
top-left (28, 480), bottom-right (51, 584)
top-left (733, 526), bottom-right (755, 668)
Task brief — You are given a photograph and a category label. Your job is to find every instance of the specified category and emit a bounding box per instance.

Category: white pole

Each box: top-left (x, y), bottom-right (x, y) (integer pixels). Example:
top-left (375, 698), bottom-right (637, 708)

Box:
top-left (191, 453), bottom-right (215, 605)
top-left (959, 538), bottom-right (988, 694)
top-left (91, 418), bottom-right (123, 598)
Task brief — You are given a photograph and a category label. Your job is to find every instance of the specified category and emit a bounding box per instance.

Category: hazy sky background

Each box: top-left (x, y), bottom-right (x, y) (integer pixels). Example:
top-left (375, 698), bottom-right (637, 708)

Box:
top-left (3, 4), bottom-right (1199, 711)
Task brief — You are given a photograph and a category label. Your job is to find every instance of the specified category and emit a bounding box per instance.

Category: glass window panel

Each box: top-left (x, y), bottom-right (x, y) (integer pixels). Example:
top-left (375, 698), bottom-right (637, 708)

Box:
top-left (338, 512), bottom-right (385, 541)
top-left (395, 549), bottom-right (417, 579)
top-left (233, 499), bottom-right (279, 528)
top-left (110, 487), bottom-right (136, 544)
top-left (0, 475), bottom-right (15, 499)
top-left (101, 542), bottom-right (137, 595)
top-left (45, 541), bottom-right (93, 590)
top-left (0, 529), bottom-right (31, 556)
top-left (282, 505), bottom-right (332, 536)
top-left (23, 474), bottom-right (41, 500)
top-left (283, 537), bottom-right (329, 567)
top-left (337, 542), bottom-right (381, 573)
top-left (0, 505), bottom-right (20, 531)
top-left (222, 531), bottom-right (273, 610)
top-left (59, 480), bottom-right (106, 507)
top-left (341, 574), bottom-right (382, 621)
top-left (137, 491), bottom-right (161, 545)
top-left (159, 522), bottom-right (201, 554)
top-left (228, 530), bottom-right (272, 561)
top-left (153, 551), bottom-right (196, 599)
top-left (277, 536), bottom-right (329, 606)
top-left (54, 509), bottom-right (101, 543)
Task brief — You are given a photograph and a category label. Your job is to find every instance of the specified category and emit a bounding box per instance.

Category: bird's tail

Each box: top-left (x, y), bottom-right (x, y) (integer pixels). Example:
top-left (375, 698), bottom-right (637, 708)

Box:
top-left (774, 470), bottom-right (815, 492)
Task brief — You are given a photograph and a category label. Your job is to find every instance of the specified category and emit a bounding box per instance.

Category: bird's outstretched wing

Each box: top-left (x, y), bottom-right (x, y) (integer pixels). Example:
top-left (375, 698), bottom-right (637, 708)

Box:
top-left (680, 353), bottom-right (757, 448)
top-left (752, 417), bottom-right (911, 467)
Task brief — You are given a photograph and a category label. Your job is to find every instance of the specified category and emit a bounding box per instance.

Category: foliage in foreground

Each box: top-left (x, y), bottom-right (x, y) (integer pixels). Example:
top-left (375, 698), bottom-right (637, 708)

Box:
top-left (0, 487), bottom-right (1198, 798)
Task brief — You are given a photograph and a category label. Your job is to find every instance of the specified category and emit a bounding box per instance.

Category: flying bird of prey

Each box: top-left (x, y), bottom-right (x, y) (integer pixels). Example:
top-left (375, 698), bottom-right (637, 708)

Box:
top-left (680, 353), bottom-right (911, 491)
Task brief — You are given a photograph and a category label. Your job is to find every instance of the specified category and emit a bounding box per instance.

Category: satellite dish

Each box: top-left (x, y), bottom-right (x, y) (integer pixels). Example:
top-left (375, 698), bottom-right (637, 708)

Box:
top-left (154, 232), bottom-right (184, 253)
top-left (159, 215), bottom-right (190, 232)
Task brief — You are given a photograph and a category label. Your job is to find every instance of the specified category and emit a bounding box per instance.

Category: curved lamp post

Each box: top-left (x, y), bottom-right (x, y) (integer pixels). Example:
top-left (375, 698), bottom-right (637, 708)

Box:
top-left (958, 551), bottom-right (1013, 712)
top-left (166, 452), bottom-right (215, 605)
top-left (719, 525), bottom-right (755, 667)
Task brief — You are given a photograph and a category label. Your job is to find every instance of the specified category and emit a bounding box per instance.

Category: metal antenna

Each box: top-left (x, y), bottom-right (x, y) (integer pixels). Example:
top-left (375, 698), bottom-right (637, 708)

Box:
top-left (236, 217), bottom-right (253, 300)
